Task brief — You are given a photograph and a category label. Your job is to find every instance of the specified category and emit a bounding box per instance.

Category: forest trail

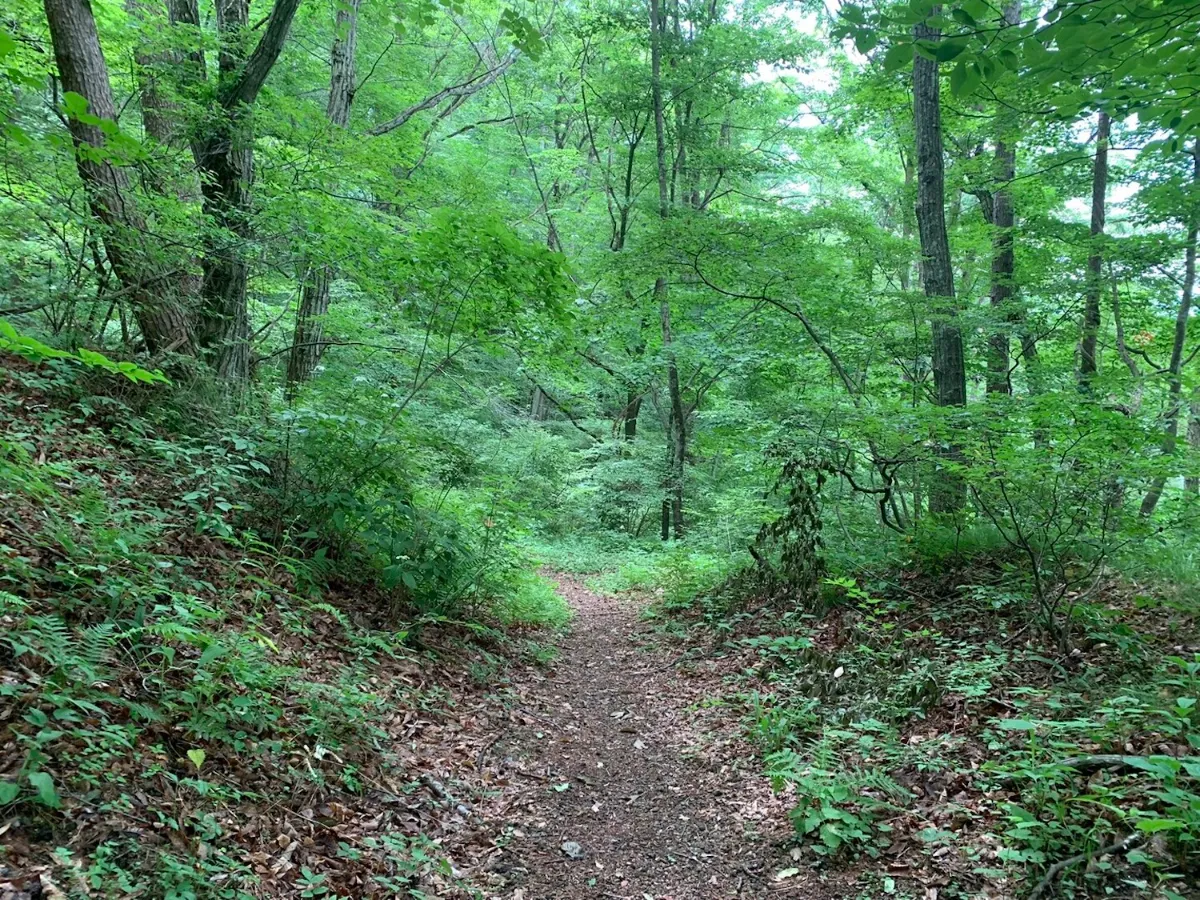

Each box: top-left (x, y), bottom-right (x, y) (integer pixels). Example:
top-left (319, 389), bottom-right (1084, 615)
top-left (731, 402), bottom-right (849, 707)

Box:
top-left (474, 575), bottom-right (829, 899)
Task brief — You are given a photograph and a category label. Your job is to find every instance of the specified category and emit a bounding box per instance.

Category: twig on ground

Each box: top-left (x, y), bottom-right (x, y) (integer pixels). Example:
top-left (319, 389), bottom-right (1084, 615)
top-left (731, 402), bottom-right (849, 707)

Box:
top-left (1028, 833), bottom-right (1141, 899)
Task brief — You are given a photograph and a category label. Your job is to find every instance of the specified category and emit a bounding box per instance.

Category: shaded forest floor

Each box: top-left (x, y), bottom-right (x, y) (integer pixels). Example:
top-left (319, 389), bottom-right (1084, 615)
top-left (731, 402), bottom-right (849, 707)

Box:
top-left (460, 574), bottom-right (850, 899)
top-left (3, 357), bottom-right (1198, 899)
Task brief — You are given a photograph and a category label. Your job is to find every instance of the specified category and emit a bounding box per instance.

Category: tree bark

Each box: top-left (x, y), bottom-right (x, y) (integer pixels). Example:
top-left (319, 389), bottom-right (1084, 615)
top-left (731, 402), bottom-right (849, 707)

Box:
top-left (986, 1), bottom-right (1022, 396)
top-left (530, 385), bottom-right (548, 420)
top-left (43, 0), bottom-right (193, 354)
top-left (1187, 387), bottom-right (1200, 493)
top-left (1140, 143), bottom-right (1199, 516)
top-left (987, 136), bottom-right (1016, 395)
top-left (1079, 110), bottom-right (1111, 391)
top-left (196, 0), bottom-right (303, 381)
top-left (623, 390), bottom-right (642, 440)
top-left (286, 0), bottom-right (360, 393)
top-left (127, 0), bottom-right (207, 306)
top-left (913, 11), bottom-right (966, 512)
top-left (651, 0), bottom-right (685, 538)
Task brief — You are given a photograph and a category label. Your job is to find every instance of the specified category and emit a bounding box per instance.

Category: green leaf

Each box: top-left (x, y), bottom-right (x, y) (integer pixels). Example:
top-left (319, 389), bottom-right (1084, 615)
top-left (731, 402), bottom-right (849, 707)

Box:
top-left (187, 749), bottom-right (206, 771)
top-left (1136, 818), bottom-right (1183, 833)
top-left (883, 43), bottom-right (911, 72)
top-left (950, 60), bottom-right (981, 97)
top-left (997, 719), bottom-right (1038, 731)
top-left (27, 772), bottom-right (59, 808)
top-left (0, 781), bottom-right (19, 804)
top-left (933, 40), bottom-right (968, 62)
top-left (855, 31), bottom-right (880, 54)
top-left (499, 9), bottom-right (544, 59)
top-left (62, 91), bottom-right (89, 119)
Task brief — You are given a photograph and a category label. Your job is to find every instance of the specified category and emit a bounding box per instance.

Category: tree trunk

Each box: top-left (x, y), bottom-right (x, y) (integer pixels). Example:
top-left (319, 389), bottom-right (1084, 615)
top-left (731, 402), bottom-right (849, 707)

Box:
top-left (900, 146), bottom-right (914, 292)
top-left (197, 122), bottom-right (255, 379)
top-left (126, 0), bottom-right (176, 149)
top-left (286, 0), bottom-right (360, 393)
top-left (196, 0), bottom-right (302, 381)
top-left (530, 385), bottom-right (549, 420)
top-left (1079, 110), bottom-right (1111, 391)
top-left (1187, 386), bottom-right (1200, 493)
top-left (986, 2), bottom-right (1021, 396)
top-left (660, 284), bottom-right (686, 539)
top-left (913, 11), bottom-right (966, 513)
top-left (127, 0), bottom-right (206, 306)
top-left (987, 136), bottom-right (1016, 395)
top-left (623, 390), bottom-right (642, 440)
top-left (43, 0), bottom-right (193, 354)
top-left (1140, 143), bottom-right (1199, 517)
top-left (651, 0), bottom-right (685, 539)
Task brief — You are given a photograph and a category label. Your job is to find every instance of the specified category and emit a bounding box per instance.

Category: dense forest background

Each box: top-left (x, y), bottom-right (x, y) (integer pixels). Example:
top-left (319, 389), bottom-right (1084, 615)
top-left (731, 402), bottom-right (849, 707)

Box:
top-left (2, 0), bottom-right (1199, 896)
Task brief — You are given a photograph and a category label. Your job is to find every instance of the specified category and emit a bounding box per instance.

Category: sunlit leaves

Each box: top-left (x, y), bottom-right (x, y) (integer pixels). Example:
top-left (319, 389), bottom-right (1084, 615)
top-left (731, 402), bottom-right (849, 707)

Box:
top-left (499, 8), bottom-right (545, 59)
top-left (841, 0), bottom-right (1200, 136)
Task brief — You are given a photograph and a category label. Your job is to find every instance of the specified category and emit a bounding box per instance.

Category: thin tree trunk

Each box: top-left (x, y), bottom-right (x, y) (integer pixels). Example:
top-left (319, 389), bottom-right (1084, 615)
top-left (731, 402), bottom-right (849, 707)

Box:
top-left (1187, 387), bottom-right (1200, 493)
top-left (1140, 143), bottom-right (1199, 516)
top-left (43, 0), bottom-right (193, 354)
top-left (127, 0), bottom-right (206, 305)
top-left (196, 0), bottom-right (302, 381)
top-left (986, 2), bottom-right (1021, 396)
top-left (913, 10), bottom-right (966, 513)
top-left (286, 0), bottom-right (360, 393)
top-left (988, 136), bottom-right (1016, 395)
top-left (1079, 110), bottom-right (1111, 391)
top-left (900, 146), bottom-right (914, 292)
top-left (651, 0), bottom-right (685, 539)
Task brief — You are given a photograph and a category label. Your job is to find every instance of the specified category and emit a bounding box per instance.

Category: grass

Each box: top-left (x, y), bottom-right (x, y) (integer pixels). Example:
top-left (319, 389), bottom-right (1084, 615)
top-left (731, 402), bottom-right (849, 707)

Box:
top-left (494, 570), bottom-right (572, 629)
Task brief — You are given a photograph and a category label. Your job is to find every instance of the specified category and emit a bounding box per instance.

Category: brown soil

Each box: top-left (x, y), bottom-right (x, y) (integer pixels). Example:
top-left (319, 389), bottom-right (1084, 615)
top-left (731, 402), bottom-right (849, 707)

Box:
top-left (464, 575), bottom-right (846, 899)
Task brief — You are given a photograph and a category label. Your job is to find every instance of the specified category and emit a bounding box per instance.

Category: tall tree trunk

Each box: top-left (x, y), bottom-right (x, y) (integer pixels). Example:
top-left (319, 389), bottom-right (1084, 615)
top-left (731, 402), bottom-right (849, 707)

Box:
top-left (986, 2), bottom-right (1022, 396)
top-left (1079, 110), bottom-right (1111, 391)
top-left (1187, 387), bottom-right (1200, 493)
top-left (899, 145), bottom-right (914, 292)
top-left (196, 0), bottom-right (302, 381)
top-left (286, 0), bottom-right (360, 393)
top-left (913, 10), bottom-right (966, 513)
top-left (42, 0), bottom-right (193, 353)
top-left (1140, 143), bottom-right (1199, 517)
top-left (127, 0), bottom-right (206, 305)
top-left (651, 0), bottom-right (685, 539)
top-left (987, 136), bottom-right (1016, 395)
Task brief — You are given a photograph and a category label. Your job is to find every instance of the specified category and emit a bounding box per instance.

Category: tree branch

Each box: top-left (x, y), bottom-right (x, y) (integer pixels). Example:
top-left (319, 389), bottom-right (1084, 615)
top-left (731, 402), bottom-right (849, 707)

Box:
top-left (368, 48), bottom-right (518, 136)
top-left (221, 0), bottom-right (303, 109)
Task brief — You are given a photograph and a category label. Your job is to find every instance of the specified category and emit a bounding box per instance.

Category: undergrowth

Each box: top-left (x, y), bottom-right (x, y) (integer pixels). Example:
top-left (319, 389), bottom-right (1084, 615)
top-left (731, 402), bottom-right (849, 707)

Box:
top-left (0, 355), bottom-right (558, 898)
top-left (531, 462), bottom-right (1200, 899)
top-left (648, 545), bottom-right (1200, 898)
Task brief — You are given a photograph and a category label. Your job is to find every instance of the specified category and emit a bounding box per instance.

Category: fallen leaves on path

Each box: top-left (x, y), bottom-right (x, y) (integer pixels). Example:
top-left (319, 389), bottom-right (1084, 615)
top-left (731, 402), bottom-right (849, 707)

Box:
top-left (446, 575), bottom-right (853, 899)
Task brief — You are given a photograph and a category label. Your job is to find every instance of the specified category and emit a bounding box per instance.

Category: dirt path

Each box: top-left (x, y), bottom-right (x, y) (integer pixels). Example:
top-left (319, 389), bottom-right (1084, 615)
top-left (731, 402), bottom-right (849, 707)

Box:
top-left (469, 574), bottom-right (823, 899)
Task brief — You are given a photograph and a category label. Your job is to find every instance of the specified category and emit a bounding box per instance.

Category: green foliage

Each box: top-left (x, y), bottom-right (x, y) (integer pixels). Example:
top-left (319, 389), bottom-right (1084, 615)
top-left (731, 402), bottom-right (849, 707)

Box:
top-left (0, 319), bottom-right (167, 383)
top-left (494, 570), bottom-right (572, 629)
top-left (4, 0), bottom-right (1200, 893)
top-left (766, 748), bottom-right (908, 859)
